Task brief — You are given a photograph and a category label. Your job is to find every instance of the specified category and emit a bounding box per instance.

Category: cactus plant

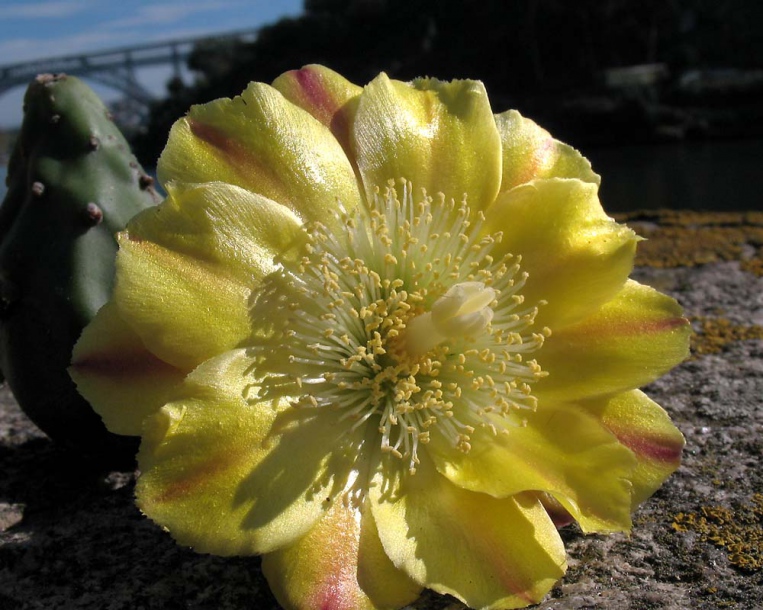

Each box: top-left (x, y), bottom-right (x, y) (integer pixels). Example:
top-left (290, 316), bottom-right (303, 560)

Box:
top-left (0, 73), bottom-right (160, 466)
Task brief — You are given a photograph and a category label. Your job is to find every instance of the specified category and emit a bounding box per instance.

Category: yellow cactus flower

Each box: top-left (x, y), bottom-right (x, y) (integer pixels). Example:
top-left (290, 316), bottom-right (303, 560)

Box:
top-left (70, 66), bottom-right (690, 610)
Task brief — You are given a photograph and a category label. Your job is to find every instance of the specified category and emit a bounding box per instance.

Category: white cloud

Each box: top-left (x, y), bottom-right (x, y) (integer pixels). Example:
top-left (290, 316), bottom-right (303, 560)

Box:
top-left (0, 1), bottom-right (89, 19)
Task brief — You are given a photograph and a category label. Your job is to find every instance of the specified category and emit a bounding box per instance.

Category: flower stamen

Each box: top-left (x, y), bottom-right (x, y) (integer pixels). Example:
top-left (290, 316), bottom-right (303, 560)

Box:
top-left (250, 180), bottom-right (548, 475)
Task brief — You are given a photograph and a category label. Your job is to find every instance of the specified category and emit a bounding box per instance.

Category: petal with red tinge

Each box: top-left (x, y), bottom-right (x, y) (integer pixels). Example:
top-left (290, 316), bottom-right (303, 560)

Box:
top-left (272, 64), bottom-right (362, 158)
top-left (69, 301), bottom-right (186, 436)
top-left (371, 455), bottom-right (566, 609)
top-left (535, 279), bottom-right (691, 403)
top-left (428, 401), bottom-right (638, 534)
top-left (157, 81), bottom-right (362, 223)
top-left (586, 389), bottom-right (685, 507)
top-left (262, 496), bottom-right (420, 610)
top-left (495, 109), bottom-right (599, 192)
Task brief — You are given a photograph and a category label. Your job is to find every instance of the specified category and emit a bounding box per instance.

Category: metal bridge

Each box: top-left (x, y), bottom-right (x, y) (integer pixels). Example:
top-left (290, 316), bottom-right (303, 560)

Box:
top-left (0, 28), bottom-right (261, 116)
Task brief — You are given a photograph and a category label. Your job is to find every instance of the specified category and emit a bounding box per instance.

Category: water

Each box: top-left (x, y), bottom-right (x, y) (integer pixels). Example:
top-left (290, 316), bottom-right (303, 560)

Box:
top-left (584, 139), bottom-right (763, 213)
top-left (1, 139), bottom-right (762, 212)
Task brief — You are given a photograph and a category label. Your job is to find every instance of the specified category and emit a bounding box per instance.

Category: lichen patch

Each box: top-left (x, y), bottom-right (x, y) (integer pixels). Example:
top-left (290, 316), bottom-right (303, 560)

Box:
top-left (672, 494), bottom-right (763, 572)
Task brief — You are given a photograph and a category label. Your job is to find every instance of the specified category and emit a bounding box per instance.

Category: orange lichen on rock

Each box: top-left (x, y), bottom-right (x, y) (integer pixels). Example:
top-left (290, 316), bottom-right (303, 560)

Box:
top-left (689, 316), bottom-right (763, 357)
top-left (672, 494), bottom-right (763, 572)
top-left (616, 210), bottom-right (763, 274)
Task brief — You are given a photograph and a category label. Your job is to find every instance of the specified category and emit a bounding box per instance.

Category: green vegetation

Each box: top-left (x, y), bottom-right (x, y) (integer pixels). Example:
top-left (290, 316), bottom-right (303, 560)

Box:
top-left (0, 74), bottom-right (160, 464)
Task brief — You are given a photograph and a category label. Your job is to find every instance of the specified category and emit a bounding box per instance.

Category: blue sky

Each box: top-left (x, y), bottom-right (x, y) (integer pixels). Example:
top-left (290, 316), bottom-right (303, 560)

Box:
top-left (0, 0), bottom-right (304, 128)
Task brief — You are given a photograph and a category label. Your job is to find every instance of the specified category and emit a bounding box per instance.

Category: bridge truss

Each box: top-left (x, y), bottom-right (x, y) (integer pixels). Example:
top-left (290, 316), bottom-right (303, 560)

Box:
top-left (0, 28), bottom-right (261, 120)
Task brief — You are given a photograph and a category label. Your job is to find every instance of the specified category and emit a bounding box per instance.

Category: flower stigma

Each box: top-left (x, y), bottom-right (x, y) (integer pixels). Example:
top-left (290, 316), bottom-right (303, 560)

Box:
top-left (251, 180), bottom-right (550, 475)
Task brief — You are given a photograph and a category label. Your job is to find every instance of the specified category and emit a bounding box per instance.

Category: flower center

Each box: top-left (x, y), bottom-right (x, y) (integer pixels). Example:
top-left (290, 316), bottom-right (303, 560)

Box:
top-left (405, 281), bottom-right (496, 356)
top-left (251, 180), bottom-right (549, 474)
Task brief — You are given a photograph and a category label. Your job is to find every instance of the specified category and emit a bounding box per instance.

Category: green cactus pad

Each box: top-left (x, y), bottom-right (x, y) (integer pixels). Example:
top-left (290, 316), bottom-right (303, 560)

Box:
top-left (0, 74), bottom-right (161, 466)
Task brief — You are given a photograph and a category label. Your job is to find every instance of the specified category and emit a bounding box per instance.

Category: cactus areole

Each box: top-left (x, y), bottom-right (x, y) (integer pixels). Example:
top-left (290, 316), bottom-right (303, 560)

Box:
top-left (0, 73), bottom-right (160, 464)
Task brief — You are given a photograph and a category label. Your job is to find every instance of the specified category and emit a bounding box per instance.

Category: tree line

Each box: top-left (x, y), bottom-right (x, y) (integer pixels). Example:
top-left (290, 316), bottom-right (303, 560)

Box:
top-left (133, 0), bottom-right (763, 163)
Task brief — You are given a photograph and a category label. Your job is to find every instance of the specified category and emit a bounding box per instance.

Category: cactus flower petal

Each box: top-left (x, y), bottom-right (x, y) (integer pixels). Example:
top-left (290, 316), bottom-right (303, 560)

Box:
top-left (370, 454), bottom-right (567, 610)
top-left (427, 401), bottom-right (638, 533)
top-left (262, 496), bottom-right (421, 610)
top-left (535, 280), bottom-right (691, 402)
top-left (484, 178), bottom-right (639, 328)
top-left (495, 109), bottom-right (600, 190)
top-left (157, 81), bottom-right (362, 223)
top-left (272, 64), bottom-right (362, 156)
top-left (113, 235), bottom-right (250, 370)
top-left (72, 67), bottom-right (691, 610)
top-left (136, 349), bottom-right (363, 556)
top-left (128, 182), bottom-right (303, 285)
top-left (69, 302), bottom-right (185, 436)
top-left (112, 182), bottom-right (301, 370)
top-left (353, 73), bottom-right (502, 211)
top-left (591, 389), bottom-right (686, 508)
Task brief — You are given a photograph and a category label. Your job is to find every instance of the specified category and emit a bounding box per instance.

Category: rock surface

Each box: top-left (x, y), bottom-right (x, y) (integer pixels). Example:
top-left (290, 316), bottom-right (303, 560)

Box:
top-left (1, 235), bottom-right (762, 609)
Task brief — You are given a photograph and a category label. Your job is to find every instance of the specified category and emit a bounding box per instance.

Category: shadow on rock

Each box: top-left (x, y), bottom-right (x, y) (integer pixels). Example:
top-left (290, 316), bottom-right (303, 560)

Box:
top-left (0, 437), bottom-right (281, 610)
